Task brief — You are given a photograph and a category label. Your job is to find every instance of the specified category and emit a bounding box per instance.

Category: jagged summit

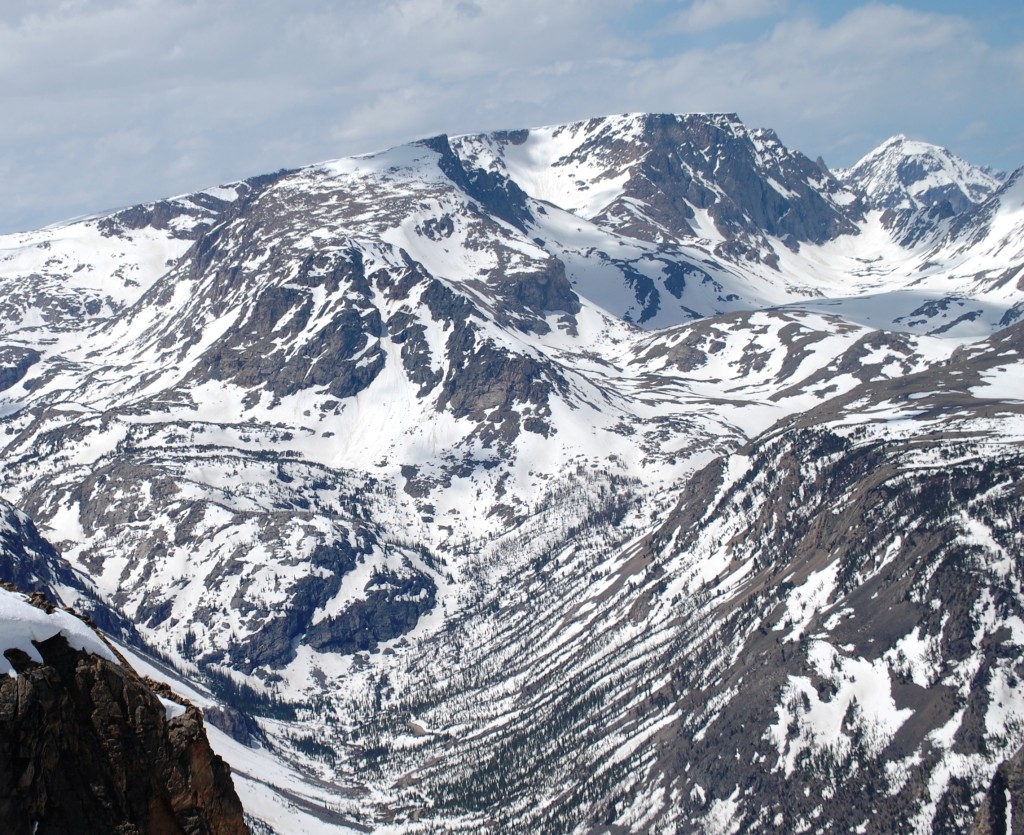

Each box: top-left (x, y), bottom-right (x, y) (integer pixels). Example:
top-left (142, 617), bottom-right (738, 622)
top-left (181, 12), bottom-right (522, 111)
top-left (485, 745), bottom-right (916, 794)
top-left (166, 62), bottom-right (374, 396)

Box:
top-left (455, 111), bottom-right (859, 254)
top-left (837, 133), bottom-right (1005, 213)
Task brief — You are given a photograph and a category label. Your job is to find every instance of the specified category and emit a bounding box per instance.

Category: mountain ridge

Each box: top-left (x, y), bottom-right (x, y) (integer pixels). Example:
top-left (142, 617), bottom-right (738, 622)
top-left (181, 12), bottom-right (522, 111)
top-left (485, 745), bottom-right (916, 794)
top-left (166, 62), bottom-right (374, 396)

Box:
top-left (0, 111), bottom-right (1022, 833)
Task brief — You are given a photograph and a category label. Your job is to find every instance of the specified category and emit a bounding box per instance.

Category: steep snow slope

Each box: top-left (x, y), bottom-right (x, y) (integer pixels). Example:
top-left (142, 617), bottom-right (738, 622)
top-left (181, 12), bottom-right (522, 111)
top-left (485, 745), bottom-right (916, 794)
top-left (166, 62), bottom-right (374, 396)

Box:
top-left (449, 115), bottom-right (1022, 335)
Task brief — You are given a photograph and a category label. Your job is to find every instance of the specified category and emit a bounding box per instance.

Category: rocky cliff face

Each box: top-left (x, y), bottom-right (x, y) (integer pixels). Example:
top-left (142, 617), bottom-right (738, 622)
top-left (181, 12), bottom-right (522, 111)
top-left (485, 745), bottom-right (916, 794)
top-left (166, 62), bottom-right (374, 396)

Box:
top-left (0, 586), bottom-right (248, 835)
top-left (972, 744), bottom-right (1024, 835)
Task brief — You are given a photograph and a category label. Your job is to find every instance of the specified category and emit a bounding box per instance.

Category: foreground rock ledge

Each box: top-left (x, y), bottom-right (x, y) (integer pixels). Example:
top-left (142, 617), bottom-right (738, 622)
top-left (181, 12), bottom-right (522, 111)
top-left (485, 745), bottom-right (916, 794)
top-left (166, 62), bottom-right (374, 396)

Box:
top-left (0, 599), bottom-right (248, 834)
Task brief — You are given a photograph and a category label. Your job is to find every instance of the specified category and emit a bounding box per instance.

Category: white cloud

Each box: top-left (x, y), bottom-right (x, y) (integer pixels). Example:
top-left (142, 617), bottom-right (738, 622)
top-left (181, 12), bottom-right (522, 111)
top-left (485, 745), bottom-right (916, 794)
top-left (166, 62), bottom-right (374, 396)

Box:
top-left (668, 0), bottom-right (786, 33)
top-left (649, 4), bottom-right (1005, 161)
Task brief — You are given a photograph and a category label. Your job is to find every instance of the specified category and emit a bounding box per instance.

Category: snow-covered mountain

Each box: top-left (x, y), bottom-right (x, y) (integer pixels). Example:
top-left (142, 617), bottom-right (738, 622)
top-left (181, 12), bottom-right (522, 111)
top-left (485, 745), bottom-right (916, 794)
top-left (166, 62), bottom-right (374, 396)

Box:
top-left (836, 134), bottom-right (1005, 213)
top-left (0, 112), bottom-right (1022, 833)
top-left (835, 134), bottom-right (1011, 254)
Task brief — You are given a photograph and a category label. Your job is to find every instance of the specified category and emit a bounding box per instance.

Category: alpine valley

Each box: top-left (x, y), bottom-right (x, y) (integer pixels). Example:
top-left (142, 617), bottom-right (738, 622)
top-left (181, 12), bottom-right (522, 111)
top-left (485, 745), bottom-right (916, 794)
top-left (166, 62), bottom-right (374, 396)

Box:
top-left (1, 112), bottom-right (1023, 833)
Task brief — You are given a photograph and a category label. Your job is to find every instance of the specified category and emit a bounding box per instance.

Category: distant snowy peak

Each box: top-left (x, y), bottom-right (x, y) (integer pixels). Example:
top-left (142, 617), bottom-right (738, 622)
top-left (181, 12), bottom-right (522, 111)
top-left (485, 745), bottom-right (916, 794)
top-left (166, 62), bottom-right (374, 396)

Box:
top-left (837, 134), bottom-right (1005, 213)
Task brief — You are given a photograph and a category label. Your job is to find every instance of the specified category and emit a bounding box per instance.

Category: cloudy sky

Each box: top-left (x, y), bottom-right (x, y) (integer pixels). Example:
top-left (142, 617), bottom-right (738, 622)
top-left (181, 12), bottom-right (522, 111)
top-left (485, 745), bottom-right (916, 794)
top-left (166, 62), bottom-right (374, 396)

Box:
top-left (1, 0), bottom-right (1022, 233)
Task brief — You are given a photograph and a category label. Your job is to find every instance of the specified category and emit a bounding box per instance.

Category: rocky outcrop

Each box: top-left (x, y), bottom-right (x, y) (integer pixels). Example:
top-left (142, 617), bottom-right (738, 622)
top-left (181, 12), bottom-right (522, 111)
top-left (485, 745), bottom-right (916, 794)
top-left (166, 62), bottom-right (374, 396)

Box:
top-left (0, 347), bottom-right (40, 394)
top-left (626, 113), bottom-right (861, 247)
top-left (0, 590), bottom-right (248, 835)
top-left (972, 745), bottom-right (1024, 835)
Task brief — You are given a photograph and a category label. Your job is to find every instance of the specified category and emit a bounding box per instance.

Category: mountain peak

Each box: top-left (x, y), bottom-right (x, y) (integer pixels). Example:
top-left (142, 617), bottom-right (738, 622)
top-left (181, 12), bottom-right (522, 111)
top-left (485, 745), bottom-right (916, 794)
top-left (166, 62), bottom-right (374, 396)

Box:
top-left (453, 110), bottom-right (858, 266)
top-left (837, 134), bottom-right (1005, 213)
